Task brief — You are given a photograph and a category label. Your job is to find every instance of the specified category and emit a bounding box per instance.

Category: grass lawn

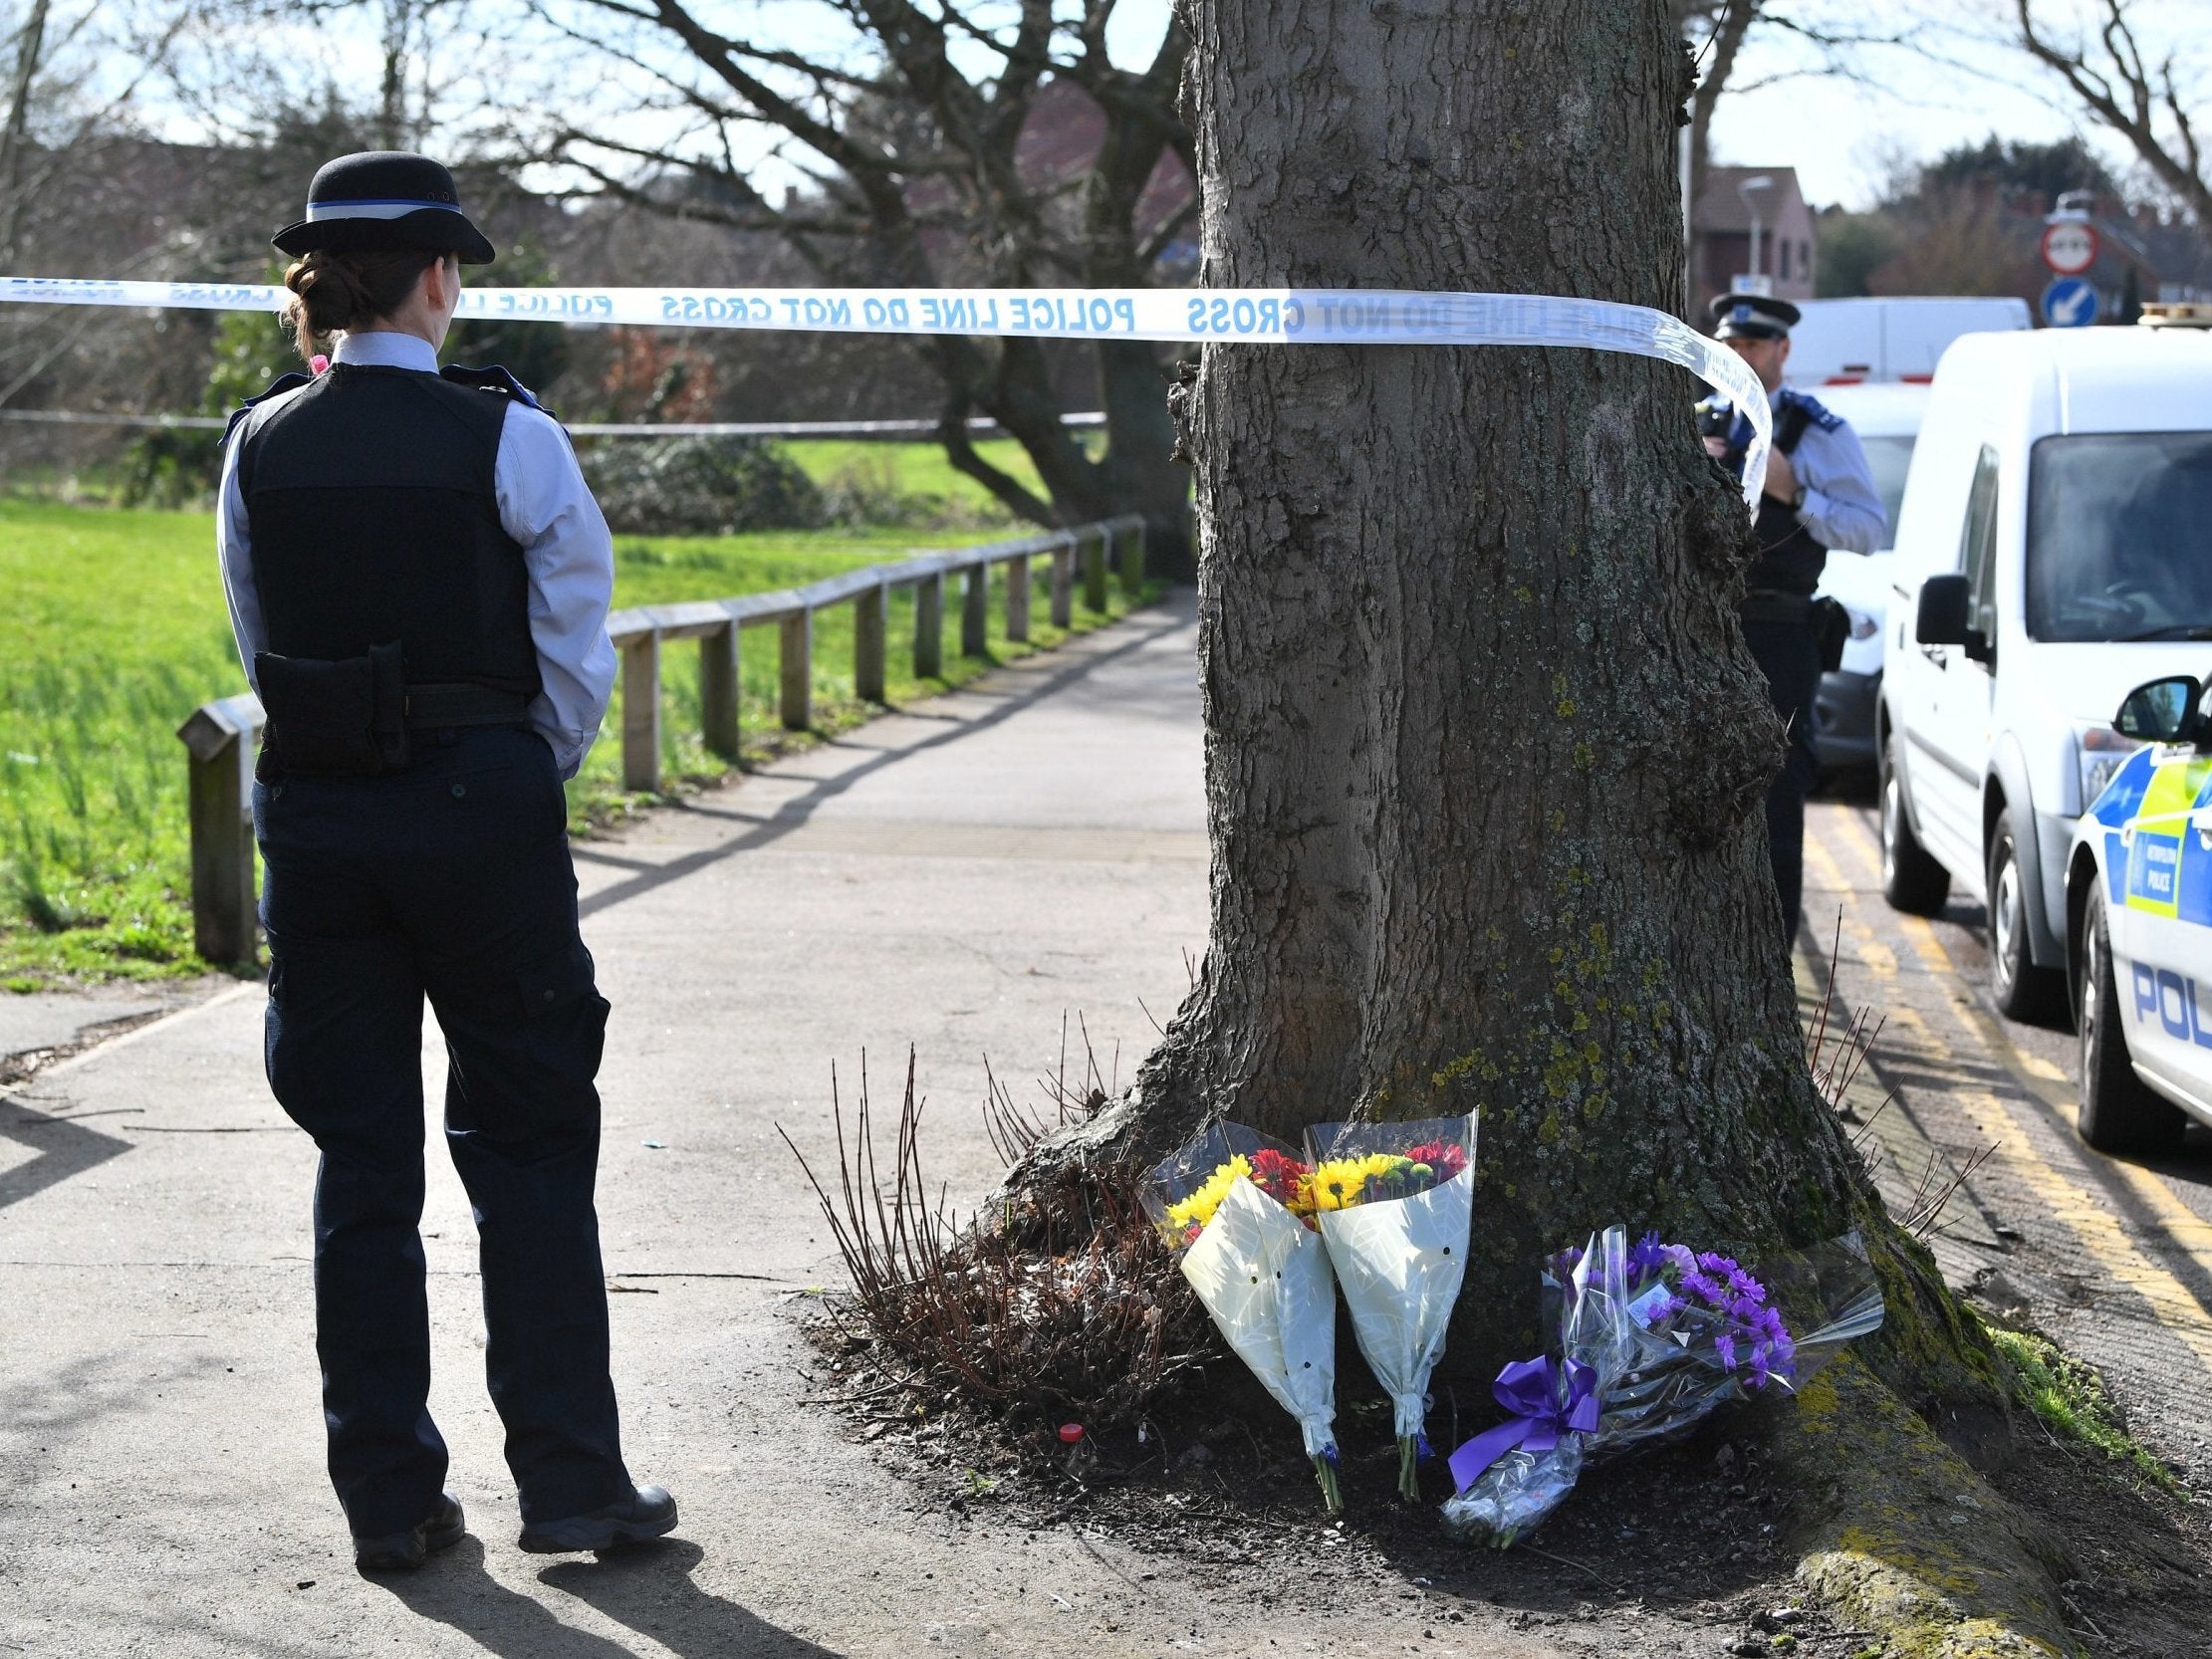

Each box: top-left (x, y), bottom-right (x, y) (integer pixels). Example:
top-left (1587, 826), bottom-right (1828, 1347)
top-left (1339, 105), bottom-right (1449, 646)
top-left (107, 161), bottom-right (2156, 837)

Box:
top-left (0, 453), bottom-right (1152, 985)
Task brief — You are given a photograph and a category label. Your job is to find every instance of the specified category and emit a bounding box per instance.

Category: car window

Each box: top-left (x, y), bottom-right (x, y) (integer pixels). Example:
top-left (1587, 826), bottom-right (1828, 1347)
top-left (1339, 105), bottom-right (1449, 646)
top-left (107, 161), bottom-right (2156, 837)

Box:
top-left (2027, 431), bottom-right (2212, 642)
top-left (1961, 444), bottom-right (2000, 636)
top-left (1859, 434), bottom-right (1912, 546)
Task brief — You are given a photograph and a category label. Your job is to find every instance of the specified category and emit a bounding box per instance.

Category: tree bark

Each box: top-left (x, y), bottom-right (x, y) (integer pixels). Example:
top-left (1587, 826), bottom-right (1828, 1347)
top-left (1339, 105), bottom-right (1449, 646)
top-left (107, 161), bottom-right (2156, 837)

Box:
top-left (1116, 0), bottom-right (1949, 1387)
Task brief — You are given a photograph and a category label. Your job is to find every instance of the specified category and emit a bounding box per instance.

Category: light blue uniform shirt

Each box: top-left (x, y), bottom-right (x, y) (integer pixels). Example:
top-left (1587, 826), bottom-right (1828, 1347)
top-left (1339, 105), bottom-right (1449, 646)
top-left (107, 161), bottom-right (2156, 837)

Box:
top-left (1767, 386), bottom-right (1886, 556)
top-left (216, 331), bottom-right (617, 780)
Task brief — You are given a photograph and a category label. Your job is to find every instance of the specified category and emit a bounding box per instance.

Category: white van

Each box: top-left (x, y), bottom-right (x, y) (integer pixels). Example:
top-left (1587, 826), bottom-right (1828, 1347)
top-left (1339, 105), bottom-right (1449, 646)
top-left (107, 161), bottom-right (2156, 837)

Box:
top-left (1810, 381), bottom-right (1929, 772)
top-left (1876, 326), bottom-right (2212, 1020)
top-left (1785, 297), bottom-right (2034, 388)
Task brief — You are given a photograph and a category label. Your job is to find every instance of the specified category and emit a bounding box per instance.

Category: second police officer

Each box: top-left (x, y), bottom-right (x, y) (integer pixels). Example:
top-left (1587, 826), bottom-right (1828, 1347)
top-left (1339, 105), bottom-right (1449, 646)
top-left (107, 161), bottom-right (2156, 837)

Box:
top-left (1701, 292), bottom-right (1887, 940)
top-left (218, 151), bottom-right (676, 1572)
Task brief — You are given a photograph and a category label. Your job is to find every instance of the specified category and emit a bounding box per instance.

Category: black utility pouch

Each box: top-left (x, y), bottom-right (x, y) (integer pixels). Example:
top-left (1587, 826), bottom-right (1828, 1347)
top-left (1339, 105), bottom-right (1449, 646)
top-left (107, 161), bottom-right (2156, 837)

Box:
top-left (1810, 595), bottom-right (1851, 675)
top-left (255, 640), bottom-right (410, 777)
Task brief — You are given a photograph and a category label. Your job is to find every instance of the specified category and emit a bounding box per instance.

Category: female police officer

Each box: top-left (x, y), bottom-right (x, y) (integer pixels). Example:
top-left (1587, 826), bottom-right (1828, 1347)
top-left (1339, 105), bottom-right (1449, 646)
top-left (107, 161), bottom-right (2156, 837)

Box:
top-left (217, 151), bottom-right (674, 1571)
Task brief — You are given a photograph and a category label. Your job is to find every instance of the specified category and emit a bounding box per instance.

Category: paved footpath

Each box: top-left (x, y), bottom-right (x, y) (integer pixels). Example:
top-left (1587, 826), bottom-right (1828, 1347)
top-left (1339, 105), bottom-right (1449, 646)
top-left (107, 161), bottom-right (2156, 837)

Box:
top-left (0, 595), bottom-right (1594, 1659)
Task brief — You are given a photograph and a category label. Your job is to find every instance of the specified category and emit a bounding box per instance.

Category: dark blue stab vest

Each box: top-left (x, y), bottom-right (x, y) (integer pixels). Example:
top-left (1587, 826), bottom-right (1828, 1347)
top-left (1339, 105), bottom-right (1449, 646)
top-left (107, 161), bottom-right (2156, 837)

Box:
top-left (1739, 395), bottom-right (1828, 599)
top-left (233, 365), bottom-right (542, 697)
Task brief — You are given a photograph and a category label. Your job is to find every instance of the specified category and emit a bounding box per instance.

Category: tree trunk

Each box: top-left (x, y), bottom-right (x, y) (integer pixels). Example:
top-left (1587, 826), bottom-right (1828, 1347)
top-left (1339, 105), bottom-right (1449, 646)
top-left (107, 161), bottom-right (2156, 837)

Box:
top-left (1116, 0), bottom-right (1966, 1391)
top-left (0, 0), bottom-right (51, 268)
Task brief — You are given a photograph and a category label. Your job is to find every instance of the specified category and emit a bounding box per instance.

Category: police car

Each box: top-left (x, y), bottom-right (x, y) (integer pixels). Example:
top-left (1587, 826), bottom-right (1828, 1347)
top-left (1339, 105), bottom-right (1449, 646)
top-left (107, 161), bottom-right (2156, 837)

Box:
top-left (2067, 673), bottom-right (2212, 1152)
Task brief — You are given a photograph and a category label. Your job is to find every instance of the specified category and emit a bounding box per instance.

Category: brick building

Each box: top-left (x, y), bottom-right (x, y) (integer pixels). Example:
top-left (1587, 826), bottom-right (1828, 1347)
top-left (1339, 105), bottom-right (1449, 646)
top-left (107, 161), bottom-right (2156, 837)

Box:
top-left (1691, 165), bottom-right (1817, 306)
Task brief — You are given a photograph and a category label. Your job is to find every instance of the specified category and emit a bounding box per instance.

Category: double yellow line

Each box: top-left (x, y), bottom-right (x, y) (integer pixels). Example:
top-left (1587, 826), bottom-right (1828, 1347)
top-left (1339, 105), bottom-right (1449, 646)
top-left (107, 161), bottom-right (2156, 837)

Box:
top-left (1806, 810), bottom-right (2212, 1375)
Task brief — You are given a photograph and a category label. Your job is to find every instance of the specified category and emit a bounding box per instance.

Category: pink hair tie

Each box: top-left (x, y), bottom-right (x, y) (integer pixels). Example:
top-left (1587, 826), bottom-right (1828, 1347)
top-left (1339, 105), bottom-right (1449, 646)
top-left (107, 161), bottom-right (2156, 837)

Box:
top-left (310, 353), bottom-right (330, 374)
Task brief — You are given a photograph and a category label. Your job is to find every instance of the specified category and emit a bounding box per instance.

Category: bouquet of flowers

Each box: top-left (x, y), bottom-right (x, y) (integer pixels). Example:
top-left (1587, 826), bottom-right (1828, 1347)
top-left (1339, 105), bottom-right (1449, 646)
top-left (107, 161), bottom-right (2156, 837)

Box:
top-left (1302, 1113), bottom-right (1478, 1501)
top-left (1440, 1224), bottom-right (1885, 1545)
top-left (1141, 1123), bottom-right (1343, 1511)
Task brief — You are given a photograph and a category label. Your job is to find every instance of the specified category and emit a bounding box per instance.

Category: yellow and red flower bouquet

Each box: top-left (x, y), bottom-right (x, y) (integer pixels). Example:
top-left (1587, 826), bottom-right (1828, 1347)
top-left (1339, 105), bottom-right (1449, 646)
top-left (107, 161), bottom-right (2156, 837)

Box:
top-left (1304, 1112), bottom-right (1478, 1502)
top-left (1142, 1124), bottom-right (1342, 1512)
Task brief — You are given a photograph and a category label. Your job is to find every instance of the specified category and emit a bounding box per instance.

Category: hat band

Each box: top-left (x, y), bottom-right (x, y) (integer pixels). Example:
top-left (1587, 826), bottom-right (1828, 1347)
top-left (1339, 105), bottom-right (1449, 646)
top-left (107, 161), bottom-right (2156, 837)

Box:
top-left (303, 198), bottom-right (465, 222)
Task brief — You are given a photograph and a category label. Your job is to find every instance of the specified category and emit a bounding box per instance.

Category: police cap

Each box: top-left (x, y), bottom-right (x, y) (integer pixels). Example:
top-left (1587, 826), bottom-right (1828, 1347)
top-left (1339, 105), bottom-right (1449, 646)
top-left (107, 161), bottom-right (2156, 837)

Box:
top-left (272, 151), bottom-right (497, 266)
top-left (1710, 292), bottom-right (1800, 341)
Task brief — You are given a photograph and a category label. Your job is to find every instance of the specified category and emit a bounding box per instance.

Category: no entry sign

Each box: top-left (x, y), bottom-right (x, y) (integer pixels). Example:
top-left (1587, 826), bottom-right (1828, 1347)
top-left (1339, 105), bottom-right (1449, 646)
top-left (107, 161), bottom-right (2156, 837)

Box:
top-left (2041, 220), bottom-right (2098, 276)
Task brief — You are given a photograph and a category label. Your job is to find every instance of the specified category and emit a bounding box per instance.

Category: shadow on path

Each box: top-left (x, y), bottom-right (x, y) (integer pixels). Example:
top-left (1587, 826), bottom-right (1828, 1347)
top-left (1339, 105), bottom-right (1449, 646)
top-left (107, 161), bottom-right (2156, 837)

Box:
top-left (576, 604), bottom-right (1189, 923)
top-left (376, 1538), bottom-right (842, 1659)
top-left (0, 1100), bottom-right (132, 1215)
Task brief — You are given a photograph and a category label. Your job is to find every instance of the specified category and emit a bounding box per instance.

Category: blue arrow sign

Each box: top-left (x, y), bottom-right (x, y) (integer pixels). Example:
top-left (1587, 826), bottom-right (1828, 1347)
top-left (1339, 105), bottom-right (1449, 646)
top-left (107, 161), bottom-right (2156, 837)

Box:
top-left (2042, 277), bottom-right (2098, 329)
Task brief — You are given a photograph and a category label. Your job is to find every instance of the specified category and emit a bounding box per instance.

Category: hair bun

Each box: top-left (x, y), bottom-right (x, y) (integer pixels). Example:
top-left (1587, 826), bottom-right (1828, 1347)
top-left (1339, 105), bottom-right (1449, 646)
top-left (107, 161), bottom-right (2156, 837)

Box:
top-left (287, 259), bottom-right (366, 338)
top-left (280, 247), bottom-right (438, 362)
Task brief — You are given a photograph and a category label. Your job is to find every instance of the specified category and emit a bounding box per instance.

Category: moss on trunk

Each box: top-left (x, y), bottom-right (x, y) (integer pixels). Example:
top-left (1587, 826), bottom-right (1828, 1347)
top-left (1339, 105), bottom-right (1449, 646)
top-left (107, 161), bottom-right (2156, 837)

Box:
top-left (1773, 1354), bottom-right (2076, 1657)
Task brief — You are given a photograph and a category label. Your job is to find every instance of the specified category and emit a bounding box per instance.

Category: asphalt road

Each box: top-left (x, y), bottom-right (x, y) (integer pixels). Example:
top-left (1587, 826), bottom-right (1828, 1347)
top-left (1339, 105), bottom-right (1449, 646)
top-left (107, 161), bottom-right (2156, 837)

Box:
top-left (1802, 787), bottom-right (2212, 1485)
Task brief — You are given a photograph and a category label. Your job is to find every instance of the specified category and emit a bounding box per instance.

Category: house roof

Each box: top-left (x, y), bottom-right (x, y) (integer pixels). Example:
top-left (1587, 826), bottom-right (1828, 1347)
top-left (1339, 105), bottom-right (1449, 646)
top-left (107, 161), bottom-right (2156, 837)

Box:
top-left (1694, 165), bottom-right (1809, 234)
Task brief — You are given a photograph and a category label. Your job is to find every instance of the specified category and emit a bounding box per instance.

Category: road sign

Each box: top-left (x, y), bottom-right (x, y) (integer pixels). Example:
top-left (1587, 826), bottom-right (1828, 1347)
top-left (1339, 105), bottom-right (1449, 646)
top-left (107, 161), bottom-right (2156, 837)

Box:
top-left (2042, 277), bottom-right (2099, 329)
top-left (2042, 220), bottom-right (2098, 275)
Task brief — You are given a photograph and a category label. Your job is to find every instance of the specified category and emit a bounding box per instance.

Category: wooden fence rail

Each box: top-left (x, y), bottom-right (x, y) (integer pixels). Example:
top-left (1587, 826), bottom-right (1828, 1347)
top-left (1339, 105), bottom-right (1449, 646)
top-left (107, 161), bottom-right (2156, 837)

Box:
top-left (174, 513), bottom-right (1148, 964)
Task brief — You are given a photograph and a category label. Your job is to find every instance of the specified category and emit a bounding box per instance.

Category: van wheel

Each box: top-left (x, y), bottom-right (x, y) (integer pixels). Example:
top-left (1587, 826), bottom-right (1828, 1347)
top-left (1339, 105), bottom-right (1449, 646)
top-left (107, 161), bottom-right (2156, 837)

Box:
top-left (1988, 811), bottom-right (2067, 1024)
top-left (1879, 737), bottom-right (1949, 914)
top-left (2076, 886), bottom-right (2185, 1154)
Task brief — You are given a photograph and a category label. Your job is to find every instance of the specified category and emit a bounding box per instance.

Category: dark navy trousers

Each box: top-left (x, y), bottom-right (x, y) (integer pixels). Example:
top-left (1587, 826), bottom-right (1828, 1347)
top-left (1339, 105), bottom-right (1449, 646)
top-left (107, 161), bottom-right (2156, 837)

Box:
top-left (254, 724), bottom-right (632, 1538)
top-left (1743, 616), bottom-right (1822, 941)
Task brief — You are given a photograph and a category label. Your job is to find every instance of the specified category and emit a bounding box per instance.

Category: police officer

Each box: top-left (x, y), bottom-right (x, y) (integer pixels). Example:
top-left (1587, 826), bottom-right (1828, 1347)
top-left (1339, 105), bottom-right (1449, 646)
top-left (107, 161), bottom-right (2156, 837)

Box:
top-left (217, 152), bottom-right (675, 1571)
top-left (1702, 293), bottom-right (1886, 939)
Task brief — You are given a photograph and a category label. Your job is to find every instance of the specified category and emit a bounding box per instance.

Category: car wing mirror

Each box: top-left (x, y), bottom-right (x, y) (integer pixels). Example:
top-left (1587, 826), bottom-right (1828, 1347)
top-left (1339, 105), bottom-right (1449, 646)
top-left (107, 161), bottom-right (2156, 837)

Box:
top-left (1914, 573), bottom-right (1990, 660)
top-left (2114, 675), bottom-right (2204, 745)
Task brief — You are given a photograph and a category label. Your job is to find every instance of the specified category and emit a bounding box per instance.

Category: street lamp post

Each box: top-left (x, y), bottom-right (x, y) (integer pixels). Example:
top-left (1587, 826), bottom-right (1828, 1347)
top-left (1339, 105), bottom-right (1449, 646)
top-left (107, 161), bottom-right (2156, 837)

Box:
top-left (1737, 174), bottom-right (1774, 296)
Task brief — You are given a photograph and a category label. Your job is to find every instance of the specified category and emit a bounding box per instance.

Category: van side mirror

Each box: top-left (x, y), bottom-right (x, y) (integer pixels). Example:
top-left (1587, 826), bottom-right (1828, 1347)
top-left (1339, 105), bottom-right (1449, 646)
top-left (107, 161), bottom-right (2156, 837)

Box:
top-left (2114, 676), bottom-right (2204, 745)
top-left (1914, 573), bottom-right (1990, 661)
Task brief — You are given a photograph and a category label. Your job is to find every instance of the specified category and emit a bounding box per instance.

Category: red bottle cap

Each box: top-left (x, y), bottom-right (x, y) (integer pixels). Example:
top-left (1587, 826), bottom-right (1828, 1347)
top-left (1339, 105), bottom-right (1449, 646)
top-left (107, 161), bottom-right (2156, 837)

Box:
top-left (1057, 1423), bottom-right (1085, 1444)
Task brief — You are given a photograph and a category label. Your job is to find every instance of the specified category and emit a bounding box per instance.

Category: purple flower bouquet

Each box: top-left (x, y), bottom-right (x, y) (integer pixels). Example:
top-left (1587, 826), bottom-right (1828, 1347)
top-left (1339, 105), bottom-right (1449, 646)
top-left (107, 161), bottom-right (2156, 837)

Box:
top-left (1440, 1225), bottom-right (1883, 1545)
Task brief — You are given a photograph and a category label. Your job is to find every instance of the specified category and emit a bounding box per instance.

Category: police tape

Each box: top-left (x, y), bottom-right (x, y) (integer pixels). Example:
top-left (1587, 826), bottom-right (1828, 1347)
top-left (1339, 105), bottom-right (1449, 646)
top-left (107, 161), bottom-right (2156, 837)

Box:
top-left (0, 276), bottom-right (1772, 499)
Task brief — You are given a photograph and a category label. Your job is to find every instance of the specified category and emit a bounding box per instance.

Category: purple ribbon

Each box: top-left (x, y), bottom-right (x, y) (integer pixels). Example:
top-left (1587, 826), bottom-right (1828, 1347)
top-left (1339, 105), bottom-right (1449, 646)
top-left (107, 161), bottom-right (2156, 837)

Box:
top-left (1446, 1355), bottom-right (1600, 1494)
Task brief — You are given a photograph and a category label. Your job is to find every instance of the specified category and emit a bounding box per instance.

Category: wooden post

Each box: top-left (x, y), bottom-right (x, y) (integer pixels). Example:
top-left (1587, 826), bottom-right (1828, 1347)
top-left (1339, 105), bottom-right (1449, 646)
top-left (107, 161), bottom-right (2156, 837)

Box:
top-left (961, 561), bottom-right (989, 657)
top-left (700, 622), bottom-right (740, 761)
top-left (855, 582), bottom-right (888, 702)
top-left (177, 696), bottom-right (261, 966)
top-left (1084, 526), bottom-right (1109, 614)
top-left (1118, 520), bottom-right (1146, 594)
top-left (1006, 554), bottom-right (1032, 643)
top-left (1050, 535), bottom-right (1075, 629)
top-left (914, 570), bottom-right (944, 678)
top-left (780, 608), bottom-right (813, 730)
top-left (621, 632), bottom-right (660, 792)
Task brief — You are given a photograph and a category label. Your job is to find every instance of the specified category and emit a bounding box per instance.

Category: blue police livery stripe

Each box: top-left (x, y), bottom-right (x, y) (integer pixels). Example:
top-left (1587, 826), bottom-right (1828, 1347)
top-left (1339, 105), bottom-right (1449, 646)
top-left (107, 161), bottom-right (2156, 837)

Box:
top-left (2089, 748), bottom-right (2157, 827)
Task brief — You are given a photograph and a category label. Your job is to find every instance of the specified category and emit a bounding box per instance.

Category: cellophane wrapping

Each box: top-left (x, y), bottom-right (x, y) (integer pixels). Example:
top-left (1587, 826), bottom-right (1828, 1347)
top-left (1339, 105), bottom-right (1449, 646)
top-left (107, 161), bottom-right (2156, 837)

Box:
top-left (1303, 1113), bottom-right (1478, 1500)
top-left (1140, 1123), bottom-right (1342, 1509)
top-left (1441, 1226), bottom-right (1884, 1546)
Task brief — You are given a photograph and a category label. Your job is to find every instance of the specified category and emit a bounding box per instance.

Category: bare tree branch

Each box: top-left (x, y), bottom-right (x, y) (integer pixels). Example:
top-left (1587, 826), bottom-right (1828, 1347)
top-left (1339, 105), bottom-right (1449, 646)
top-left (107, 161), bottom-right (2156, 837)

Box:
top-left (2013, 0), bottom-right (2212, 234)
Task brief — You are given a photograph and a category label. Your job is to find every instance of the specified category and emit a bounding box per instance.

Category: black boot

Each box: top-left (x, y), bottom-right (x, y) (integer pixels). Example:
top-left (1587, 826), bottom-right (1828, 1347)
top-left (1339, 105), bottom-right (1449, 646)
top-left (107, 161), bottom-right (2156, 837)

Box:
top-left (354, 1492), bottom-right (466, 1573)
top-left (518, 1485), bottom-right (678, 1553)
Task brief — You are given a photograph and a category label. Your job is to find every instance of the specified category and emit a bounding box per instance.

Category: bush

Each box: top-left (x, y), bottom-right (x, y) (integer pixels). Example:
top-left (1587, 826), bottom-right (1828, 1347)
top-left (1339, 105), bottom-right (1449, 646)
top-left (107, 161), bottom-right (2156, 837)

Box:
top-left (122, 300), bottom-right (297, 509)
top-left (578, 435), bottom-right (827, 536)
top-left (814, 451), bottom-right (1019, 532)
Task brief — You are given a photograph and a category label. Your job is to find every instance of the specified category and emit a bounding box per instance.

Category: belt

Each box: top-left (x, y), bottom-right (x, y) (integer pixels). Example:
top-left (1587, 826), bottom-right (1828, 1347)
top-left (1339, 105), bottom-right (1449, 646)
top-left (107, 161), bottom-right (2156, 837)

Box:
top-left (402, 682), bottom-right (531, 728)
top-left (1739, 591), bottom-right (1814, 625)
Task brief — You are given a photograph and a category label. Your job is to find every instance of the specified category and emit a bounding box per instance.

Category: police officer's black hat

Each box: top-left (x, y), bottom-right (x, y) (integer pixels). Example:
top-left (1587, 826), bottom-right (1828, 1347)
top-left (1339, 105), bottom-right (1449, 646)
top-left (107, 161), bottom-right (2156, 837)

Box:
top-left (1710, 292), bottom-right (1800, 341)
top-left (272, 151), bottom-right (496, 266)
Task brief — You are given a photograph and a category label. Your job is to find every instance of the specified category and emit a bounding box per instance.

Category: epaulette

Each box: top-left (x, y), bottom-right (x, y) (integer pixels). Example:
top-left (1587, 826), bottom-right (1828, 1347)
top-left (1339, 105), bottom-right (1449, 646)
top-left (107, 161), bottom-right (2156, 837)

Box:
top-left (223, 370), bottom-right (312, 443)
top-left (1778, 387), bottom-right (1843, 433)
top-left (441, 362), bottom-right (555, 420)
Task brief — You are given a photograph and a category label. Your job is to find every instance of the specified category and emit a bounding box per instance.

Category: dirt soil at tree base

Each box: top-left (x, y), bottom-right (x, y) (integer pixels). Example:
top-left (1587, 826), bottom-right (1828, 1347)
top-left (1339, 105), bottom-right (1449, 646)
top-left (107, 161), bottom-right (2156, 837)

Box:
top-left (817, 1314), bottom-right (2212, 1658)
